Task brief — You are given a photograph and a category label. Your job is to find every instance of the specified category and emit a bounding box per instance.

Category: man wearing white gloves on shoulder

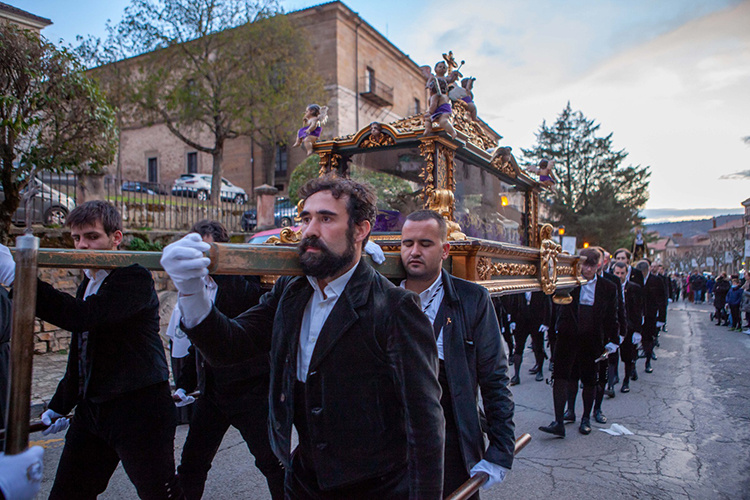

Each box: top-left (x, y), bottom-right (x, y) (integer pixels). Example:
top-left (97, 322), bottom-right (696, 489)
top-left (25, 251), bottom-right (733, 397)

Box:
top-left (400, 210), bottom-right (515, 497)
top-left (0, 201), bottom-right (181, 500)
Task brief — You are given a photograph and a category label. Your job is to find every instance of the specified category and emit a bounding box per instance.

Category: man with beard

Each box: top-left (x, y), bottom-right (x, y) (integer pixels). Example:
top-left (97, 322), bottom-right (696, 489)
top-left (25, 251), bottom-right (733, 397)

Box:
top-left (161, 176), bottom-right (444, 499)
top-left (539, 248), bottom-right (618, 437)
top-left (612, 262), bottom-right (644, 393)
top-left (400, 210), bottom-right (515, 498)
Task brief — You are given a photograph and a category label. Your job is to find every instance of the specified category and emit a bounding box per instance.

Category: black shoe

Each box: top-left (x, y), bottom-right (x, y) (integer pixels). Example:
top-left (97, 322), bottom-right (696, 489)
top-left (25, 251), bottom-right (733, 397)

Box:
top-left (539, 421), bottom-right (565, 437)
top-left (651, 353), bottom-right (658, 361)
top-left (594, 409), bottom-right (607, 424)
top-left (508, 356), bottom-right (514, 366)
top-left (549, 362), bottom-right (554, 372)
top-left (579, 417), bottom-right (592, 435)
top-left (662, 326), bottom-right (668, 333)
top-left (536, 371), bottom-right (544, 382)
top-left (614, 374), bottom-right (620, 385)
top-left (645, 362), bottom-right (653, 373)
top-left (605, 385), bottom-right (615, 398)
top-left (510, 375), bottom-right (520, 386)
top-left (528, 364), bottom-right (540, 374)
top-left (631, 367), bottom-right (638, 381)
top-left (620, 383), bottom-right (630, 393)
top-left (563, 410), bottom-right (576, 422)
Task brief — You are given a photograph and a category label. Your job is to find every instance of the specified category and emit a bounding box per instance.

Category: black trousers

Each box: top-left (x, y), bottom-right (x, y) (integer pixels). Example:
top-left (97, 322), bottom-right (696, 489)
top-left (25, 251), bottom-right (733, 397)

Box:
top-left (177, 392), bottom-right (284, 500)
top-left (443, 413), bottom-right (478, 500)
top-left (49, 382), bottom-right (181, 500)
top-left (552, 335), bottom-right (598, 386)
top-left (286, 451), bottom-right (409, 500)
top-left (729, 305), bottom-right (741, 328)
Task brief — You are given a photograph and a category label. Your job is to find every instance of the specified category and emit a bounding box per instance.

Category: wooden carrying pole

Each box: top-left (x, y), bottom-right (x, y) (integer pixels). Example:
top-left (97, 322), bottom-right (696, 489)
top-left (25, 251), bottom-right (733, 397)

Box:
top-left (5, 234), bottom-right (40, 455)
top-left (446, 433), bottom-right (532, 500)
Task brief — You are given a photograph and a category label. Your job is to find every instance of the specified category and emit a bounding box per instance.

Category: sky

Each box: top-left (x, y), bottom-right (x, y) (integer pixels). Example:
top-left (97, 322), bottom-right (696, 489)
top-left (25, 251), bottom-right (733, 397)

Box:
top-left (21, 0), bottom-right (750, 221)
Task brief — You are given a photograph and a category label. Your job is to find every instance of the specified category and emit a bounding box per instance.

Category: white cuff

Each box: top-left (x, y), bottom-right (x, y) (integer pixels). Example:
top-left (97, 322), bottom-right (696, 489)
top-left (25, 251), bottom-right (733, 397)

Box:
top-left (470, 459), bottom-right (509, 489)
top-left (178, 290), bottom-right (212, 329)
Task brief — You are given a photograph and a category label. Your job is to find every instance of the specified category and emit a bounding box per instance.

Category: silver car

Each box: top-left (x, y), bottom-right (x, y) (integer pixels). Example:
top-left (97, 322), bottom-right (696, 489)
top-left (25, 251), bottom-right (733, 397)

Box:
top-left (0, 178), bottom-right (76, 226)
top-left (171, 174), bottom-right (248, 204)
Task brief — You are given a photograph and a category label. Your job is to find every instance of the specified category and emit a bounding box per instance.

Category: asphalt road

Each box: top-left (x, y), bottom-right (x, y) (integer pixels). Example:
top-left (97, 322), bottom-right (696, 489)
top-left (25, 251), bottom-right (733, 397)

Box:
top-left (31, 301), bottom-right (750, 499)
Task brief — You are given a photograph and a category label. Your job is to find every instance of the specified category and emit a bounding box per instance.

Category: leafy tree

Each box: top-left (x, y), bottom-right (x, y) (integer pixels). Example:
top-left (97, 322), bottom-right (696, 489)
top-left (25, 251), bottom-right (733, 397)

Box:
top-left (287, 154), bottom-right (319, 205)
top-left (0, 24), bottom-right (117, 242)
top-left (83, 0), bottom-right (323, 203)
top-left (522, 103), bottom-right (650, 252)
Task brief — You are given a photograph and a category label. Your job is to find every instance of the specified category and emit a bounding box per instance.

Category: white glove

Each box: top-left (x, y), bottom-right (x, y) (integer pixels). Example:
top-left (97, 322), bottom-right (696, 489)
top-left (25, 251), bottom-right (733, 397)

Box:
top-left (619, 335), bottom-right (624, 345)
top-left (160, 233), bottom-right (211, 296)
top-left (470, 459), bottom-right (509, 489)
top-left (364, 240), bottom-right (385, 265)
top-left (539, 325), bottom-right (549, 333)
top-left (604, 342), bottom-right (619, 354)
top-left (0, 446), bottom-right (44, 500)
top-left (509, 322), bottom-right (516, 332)
top-left (0, 243), bottom-right (15, 286)
top-left (656, 321), bottom-right (665, 328)
top-left (172, 388), bottom-right (196, 408)
top-left (632, 332), bottom-right (642, 344)
top-left (668, 298), bottom-right (673, 303)
top-left (41, 409), bottom-right (69, 436)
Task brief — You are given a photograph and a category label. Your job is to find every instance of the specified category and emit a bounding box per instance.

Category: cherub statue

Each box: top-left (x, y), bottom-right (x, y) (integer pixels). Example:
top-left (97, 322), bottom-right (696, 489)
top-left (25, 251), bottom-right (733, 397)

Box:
top-left (423, 77), bottom-right (457, 139)
top-left (527, 158), bottom-right (556, 188)
top-left (292, 104), bottom-right (329, 156)
top-left (455, 77), bottom-right (477, 121)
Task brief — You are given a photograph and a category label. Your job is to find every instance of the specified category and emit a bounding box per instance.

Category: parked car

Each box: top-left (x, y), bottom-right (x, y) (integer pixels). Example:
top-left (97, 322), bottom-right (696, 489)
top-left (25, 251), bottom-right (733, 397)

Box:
top-left (171, 174), bottom-right (248, 204)
top-left (122, 181), bottom-right (158, 195)
top-left (0, 178), bottom-right (76, 226)
top-left (241, 197), bottom-right (297, 232)
top-left (247, 226), bottom-right (302, 244)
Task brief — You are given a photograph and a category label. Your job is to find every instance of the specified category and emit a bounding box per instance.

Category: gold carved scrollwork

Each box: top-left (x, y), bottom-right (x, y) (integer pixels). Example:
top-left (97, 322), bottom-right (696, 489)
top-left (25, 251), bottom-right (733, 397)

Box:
top-left (427, 189), bottom-right (466, 241)
top-left (317, 152), bottom-right (341, 177)
top-left (389, 114), bottom-right (427, 134)
top-left (557, 265), bottom-right (573, 276)
top-left (539, 223), bottom-right (561, 295)
top-left (266, 227), bottom-right (302, 245)
top-left (477, 256), bottom-right (537, 280)
top-left (360, 133), bottom-right (395, 148)
top-left (490, 147), bottom-right (516, 177)
top-left (451, 100), bottom-right (498, 150)
top-left (418, 139), bottom-right (435, 203)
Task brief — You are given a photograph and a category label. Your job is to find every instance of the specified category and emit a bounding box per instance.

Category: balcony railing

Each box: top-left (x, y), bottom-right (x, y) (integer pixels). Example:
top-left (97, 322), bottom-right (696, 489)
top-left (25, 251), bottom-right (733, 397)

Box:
top-left (359, 76), bottom-right (394, 107)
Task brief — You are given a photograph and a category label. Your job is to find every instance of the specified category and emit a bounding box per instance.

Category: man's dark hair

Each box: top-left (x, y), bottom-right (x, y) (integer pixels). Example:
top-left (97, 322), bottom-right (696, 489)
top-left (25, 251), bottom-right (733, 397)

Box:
top-left (298, 175), bottom-right (377, 244)
top-left (613, 261), bottom-right (628, 270)
top-left (613, 248), bottom-right (631, 260)
top-left (635, 260), bottom-right (650, 274)
top-left (190, 219), bottom-right (229, 243)
top-left (405, 210), bottom-right (447, 242)
top-left (67, 200), bottom-right (122, 235)
top-left (579, 248), bottom-right (600, 267)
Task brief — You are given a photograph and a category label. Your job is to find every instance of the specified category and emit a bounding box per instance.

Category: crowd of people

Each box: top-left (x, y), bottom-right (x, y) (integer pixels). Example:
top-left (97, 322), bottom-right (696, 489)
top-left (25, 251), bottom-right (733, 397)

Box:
top-left (0, 177), bottom-right (743, 499)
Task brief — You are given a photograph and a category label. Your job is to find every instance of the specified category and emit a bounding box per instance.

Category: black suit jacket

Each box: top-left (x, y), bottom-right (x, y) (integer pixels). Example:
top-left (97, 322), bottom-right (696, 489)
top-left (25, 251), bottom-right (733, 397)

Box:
top-left (627, 266), bottom-right (644, 287)
top-left (439, 270), bottom-right (515, 471)
top-left (642, 273), bottom-right (667, 334)
top-left (36, 265), bottom-right (169, 414)
top-left (622, 281), bottom-right (644, 336)
top-left (602, 271), bottom-right (627, 341)
top-left (175, 275), bottom-right (267, 411)
top-left (507, 291), bottom-right (550, 332)
top-left (553, 277), bottom-right (619, 348)
top-left (185, 259), bottom-right (444, 497)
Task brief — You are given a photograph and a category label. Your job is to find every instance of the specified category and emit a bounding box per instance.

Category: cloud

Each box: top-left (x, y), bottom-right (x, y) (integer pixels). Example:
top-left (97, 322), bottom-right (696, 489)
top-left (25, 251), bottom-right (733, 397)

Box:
top-left (719, 170), bottom-right (750, 180)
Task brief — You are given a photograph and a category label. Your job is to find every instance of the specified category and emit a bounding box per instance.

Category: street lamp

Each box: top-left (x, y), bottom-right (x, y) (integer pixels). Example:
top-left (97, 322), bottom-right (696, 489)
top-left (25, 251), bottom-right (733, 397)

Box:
top-left (557, 226), bottom-right (565, 245)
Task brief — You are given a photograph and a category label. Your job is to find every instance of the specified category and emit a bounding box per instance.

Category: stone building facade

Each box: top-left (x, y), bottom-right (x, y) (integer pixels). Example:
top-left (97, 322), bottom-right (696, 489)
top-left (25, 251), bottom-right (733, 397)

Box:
top-left (0, 2), bottom-right (51, 33)
top-left (115, 1), bottom-right (429, 197)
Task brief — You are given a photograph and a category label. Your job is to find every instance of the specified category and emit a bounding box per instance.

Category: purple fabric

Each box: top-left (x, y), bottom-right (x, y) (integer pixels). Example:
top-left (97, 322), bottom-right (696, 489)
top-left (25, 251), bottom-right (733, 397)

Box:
top-left (461, 96), bottom-right (473, 104)
top-left (297, 126), bottom-right (322, 139)
top-left (431, 103), bottom-right (452, 122)
top-left (540, 174), bottom-right (555, 184)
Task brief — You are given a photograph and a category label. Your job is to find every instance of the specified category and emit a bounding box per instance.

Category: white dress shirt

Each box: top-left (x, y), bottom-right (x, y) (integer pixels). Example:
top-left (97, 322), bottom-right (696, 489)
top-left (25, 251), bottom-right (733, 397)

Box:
top-left (297, 264), bottom-right (358, 382)
top-left (83, 269), bottom-right (111, 299)
top-left (580, 274), bottom-right (597, 306)
top-left (400, 274), bottom-right (445, 359)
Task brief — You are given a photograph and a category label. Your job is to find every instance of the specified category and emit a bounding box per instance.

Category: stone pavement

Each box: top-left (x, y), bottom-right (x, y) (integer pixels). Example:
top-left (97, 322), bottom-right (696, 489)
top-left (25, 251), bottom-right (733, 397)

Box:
top-left (29, 351), bottom-right (68, 418)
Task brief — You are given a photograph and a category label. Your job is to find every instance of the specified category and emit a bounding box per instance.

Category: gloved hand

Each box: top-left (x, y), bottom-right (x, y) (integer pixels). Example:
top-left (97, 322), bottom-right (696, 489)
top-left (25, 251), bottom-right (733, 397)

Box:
top-left (539, 325), bottom-right (549, 333)
top-left (364, 240), bottom-right (385, 265)
top-left (160, 234), bottom-right (211, 296)
top-left (509, 322), bottom-right (516, 332)
top-left (470, 459), bottom-right (509, 489)
top-left (41, 409), bottom-right (69, 436)
top-left (656, 321), bottom-right (665, 328)
top-left (0, 243), bottom-right (16, 286)
top-left (172, 388), bottom-right (196, 408)
top-left (0, 446), bottom-right (44, 500)
top-left (604, 342), bottom-right (619, 354)
top-left (632, 332), bottom-right (642, 344)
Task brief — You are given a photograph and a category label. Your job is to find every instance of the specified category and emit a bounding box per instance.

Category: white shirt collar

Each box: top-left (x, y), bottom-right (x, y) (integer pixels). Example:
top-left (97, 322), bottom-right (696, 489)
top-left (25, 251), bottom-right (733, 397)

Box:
top-left (306, 261), bottom-right (358, 300)
top-left (400, 273), bottom-right (443, 308)
top-left (84, 269), bottom-right (110, 283)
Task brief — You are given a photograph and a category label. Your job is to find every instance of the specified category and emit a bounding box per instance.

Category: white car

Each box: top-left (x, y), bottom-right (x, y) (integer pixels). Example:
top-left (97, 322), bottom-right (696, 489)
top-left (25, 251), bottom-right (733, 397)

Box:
top-left (171, 174), bottom-right (248, 204)
top-left (0, 178), bottom-right (76, 226)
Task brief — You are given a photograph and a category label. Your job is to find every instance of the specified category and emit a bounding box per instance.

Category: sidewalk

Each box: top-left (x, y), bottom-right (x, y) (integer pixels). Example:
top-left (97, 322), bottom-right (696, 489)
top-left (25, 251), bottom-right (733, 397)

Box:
top-left (29, 351), bottom-right (68, 418)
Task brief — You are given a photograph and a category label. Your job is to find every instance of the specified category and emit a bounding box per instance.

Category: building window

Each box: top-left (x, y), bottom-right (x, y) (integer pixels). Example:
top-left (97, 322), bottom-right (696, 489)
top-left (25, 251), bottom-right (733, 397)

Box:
top-left (414, 98), bottom-right (420, 114)
top-left (187, 152), bottom-right (198, 173)
top-left (366, 67), bottom-right (375, 93)
top-left (147, 157), bottom-right (158, 183)
top-left (275, 145), bottom-right (288, 178)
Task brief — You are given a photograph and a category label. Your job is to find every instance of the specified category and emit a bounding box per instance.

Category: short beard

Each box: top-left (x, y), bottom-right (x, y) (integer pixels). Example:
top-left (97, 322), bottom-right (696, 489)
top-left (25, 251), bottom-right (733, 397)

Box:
top-left (298, 228), bottom-right (356, 280)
